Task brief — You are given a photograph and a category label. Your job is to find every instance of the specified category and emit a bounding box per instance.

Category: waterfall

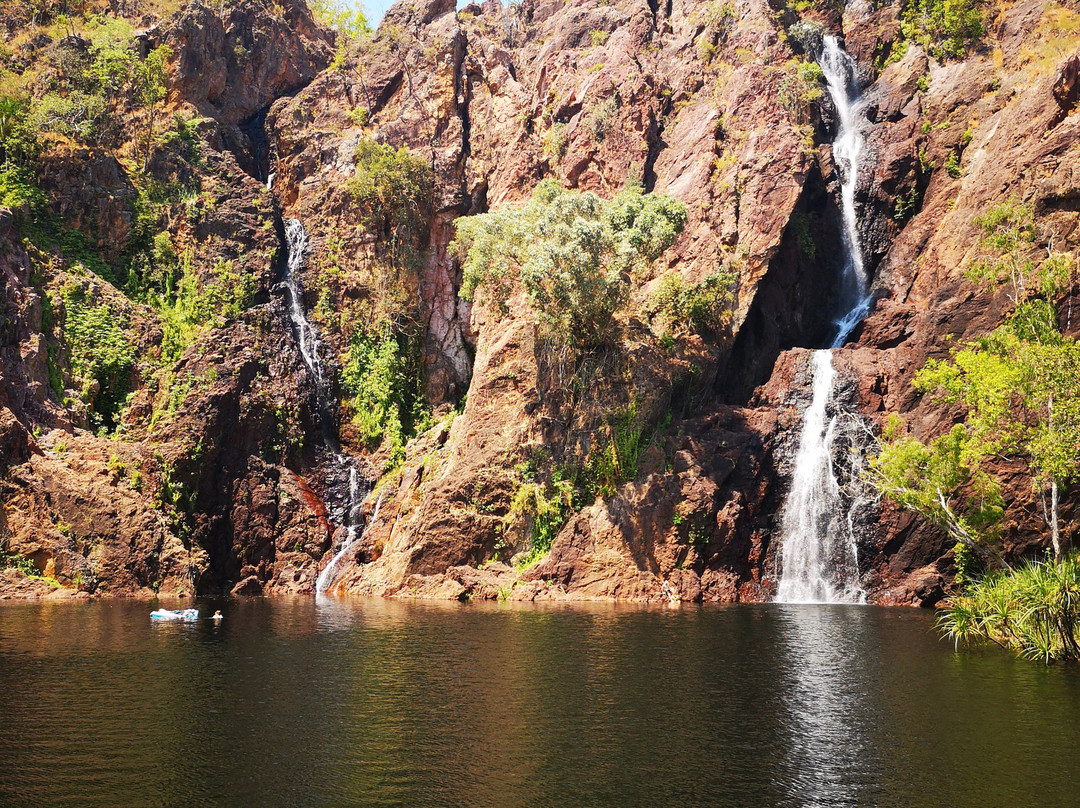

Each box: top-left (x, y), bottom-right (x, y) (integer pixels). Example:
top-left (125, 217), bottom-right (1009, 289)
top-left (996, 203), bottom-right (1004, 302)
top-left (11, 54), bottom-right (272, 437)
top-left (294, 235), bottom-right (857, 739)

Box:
top-left (775, 35), bottom-right (870, 604)
top-left (819, 34), bottom-right (872, 349)
top-left (316, 486), bottom-right (385, 595)
top-left (282, 218), bottom-right (367, 595)
top-left (776, 351), bottom-right (865, 603)
top-left (283, 219), bottom-right (324, 390)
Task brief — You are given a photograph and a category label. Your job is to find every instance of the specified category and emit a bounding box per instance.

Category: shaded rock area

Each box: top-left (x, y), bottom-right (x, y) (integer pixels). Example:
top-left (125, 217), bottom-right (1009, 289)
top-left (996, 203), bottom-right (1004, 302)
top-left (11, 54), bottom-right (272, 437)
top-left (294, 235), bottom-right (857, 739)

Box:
top-left (4, 0), bottom-right (1080, 605)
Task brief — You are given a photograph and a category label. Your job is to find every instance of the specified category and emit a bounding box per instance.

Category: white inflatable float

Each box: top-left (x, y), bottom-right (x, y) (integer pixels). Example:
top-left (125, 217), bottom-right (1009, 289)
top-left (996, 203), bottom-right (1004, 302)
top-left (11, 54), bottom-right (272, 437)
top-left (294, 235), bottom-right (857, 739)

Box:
top-left (150, 608), bottom-right (199, 621)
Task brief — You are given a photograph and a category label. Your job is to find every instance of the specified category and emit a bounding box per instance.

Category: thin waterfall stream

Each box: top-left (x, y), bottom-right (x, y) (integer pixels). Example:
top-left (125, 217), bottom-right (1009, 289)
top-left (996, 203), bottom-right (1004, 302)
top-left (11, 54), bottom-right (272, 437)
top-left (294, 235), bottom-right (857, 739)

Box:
top-left (281, 218), bottom-right (368, 595)
top-left (775, 35), bottom-right (870, 604)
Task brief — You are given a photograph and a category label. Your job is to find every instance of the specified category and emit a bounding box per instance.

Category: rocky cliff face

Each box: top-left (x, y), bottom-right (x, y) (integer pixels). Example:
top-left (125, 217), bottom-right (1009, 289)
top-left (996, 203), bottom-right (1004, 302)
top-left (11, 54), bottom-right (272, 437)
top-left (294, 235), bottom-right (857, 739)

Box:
top-left (3, 0), bottom-right (1079, 603)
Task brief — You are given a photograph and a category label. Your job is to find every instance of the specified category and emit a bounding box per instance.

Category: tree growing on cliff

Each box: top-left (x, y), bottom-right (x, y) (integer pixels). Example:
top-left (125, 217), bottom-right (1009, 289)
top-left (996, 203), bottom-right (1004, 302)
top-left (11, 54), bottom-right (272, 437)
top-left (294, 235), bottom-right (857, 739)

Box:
top-left (137, 44), bottom-right (173, 172)
top-left (871, 419), bottom-right (1005, 558)
top-left (453, 179), bottom-right (687, 349)
top-left (900, 0), bottom-right (984, 60)
top-left (872, 202), bottom-right (1080, 560)
top-left (309, 0), bottom-right (370, 40)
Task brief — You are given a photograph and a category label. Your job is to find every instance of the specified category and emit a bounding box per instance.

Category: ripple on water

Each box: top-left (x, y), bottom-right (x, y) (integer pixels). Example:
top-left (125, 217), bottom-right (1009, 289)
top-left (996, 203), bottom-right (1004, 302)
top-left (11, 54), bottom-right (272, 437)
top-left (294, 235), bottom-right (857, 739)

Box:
top-left (1, 599), bottom-right (1079, 808)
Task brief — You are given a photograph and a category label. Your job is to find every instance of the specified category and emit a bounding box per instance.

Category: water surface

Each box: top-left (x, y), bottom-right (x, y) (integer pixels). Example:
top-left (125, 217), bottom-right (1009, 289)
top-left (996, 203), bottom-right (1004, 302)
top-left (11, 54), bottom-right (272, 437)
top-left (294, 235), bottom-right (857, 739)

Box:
top-left (1, 599), bottom-right (1078, 807)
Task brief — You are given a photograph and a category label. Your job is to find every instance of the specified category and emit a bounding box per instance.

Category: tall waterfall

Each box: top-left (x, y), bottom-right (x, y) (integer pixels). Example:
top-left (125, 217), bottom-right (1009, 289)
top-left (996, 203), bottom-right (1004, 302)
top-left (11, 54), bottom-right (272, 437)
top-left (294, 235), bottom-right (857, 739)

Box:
top-left (775, 35), bottom-right (869, 604)
top-left (282, 218), bottom-right (366, 595)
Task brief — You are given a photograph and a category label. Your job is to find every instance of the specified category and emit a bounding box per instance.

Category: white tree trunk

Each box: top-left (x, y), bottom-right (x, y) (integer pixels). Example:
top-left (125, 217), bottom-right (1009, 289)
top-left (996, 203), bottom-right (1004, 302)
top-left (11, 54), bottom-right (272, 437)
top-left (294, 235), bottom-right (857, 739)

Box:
top-left (1051, 479), bottom-right (1062, 560)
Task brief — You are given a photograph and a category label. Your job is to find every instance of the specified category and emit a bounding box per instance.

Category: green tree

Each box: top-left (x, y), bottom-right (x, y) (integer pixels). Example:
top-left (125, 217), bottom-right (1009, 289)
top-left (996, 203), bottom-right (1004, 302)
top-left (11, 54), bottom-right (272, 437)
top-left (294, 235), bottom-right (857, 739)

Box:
top-left (900, 0), bottom-right (984, 60)
top-left (341, 326), bottom-right (427, 471)
top-left (309, 0), bottom-right (371, 39)
top-left (137, 45), bottom-right (173, 171)
top-left (453, 179), bottom-right (687, 348)
top-left (872, 202), bottom-right (1080, 560)
top-left (346, 137), bottom-right (433, 258)
top-left (0, 95), bottom-right (43, 210)
top-left (871, 420), bottom-right (1005, 557)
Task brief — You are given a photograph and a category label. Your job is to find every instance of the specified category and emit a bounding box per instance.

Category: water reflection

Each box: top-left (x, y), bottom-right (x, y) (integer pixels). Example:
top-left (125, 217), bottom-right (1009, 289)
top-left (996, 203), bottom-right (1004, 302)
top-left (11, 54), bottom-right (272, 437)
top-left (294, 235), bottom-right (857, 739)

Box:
top-left (775, 605), bottom-right (876, 807)
top-left (2, 600), bottom-right (1080, 807)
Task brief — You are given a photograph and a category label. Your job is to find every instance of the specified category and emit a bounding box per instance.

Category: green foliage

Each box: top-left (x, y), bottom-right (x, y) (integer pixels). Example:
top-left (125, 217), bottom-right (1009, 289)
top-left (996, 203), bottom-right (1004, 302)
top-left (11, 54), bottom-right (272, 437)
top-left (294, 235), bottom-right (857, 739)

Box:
top-left (542, 122), bottom-right (568, 163)
top-left (0, 550), bottom-right (39, 578)
top-left (308, 0), bottom-right (371, 39)
top-left (787, 20), bottom-right (825, 53)
top-left (0, 95), bottom-right (44, 210)
top-left (894, 185), bottom-right (920, 221)
top-left (106, 451), bottom-right (126, 479)
top-left (787, 210), bottom-right (816, 259)
top-left (695, 1), bottom-right (737, 61)
top-left (135, 44), bottom-right (170, 108)
top-left (341, 326), bottom-right (429, 471)
top-left (346, 137), bottom-right (433, 264)
top-left (918, 329), bottom-right (1080, 496)
top-left (158, 114), bottom-right (203, 164)
top-left (454, 179), bottom-right (687, 348)
top-left (508, 479), bottom-right (575, 569)
top-left (588, 29), bottom-right (610, 46)
top-left (648, 269), bottom-right (736, 335)
top-left (778, 60), bottom-right (824, 122)
top-left (505, 402), bottom-right (661, 565)
top-left (57, 284), bottom-right (135, 429)
top-left (917, 144), bottom-right (935, 173)
top-left (873, 202), bottom-right (1080, 561)
top-left (582, 402), bottom-right (649, 499)
top-left (944, 149), bottom-right (962, 178)
top-left (0, 162), bottom-right (45, 211)
top-left (588, 95), bottom-right (619, 141)
top-left (347, 106), bottom-right (370, 128)
top-left (136, 44), bottom-right (173, 170)
top-left (969, 199), bottom-right (1035, 271)
top-left (939, 553), bottom-right (1080, 663)
top-left (0, 94), bottom-right (38, 165)
top-left (901, 0), bottom-right (984, 60)
top-left (156, 255), bottom-right (256, 363)
top-left (871, 421), bottom-right (1005, 548)
top-left (952, 539), bottom-right (978, 585)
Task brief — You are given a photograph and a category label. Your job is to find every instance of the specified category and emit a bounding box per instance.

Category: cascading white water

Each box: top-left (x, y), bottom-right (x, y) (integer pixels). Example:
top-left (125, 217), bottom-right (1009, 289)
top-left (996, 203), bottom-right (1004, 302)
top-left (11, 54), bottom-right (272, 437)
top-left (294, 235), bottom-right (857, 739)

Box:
top-left (776, 350), bottom-right (864, 603)
top-left (819, 34), bottom-right (872, 349)
top-left (316, 486), bottom-right (385, 595)
top-left (282, 218), bottom-right (366, 595)
top-left (775, 35), bottom-right (870, 605)
top-left (283, 219), bottom-right (324, 389)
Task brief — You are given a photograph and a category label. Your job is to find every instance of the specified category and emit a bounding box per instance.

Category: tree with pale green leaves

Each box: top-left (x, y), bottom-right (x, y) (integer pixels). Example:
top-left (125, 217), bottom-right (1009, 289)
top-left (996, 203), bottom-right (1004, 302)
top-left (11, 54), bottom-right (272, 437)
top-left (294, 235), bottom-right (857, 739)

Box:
top-left (453, 179), bottom-right (687, 349)
top-left (872, 419), bottom-right (1005, 558)
top-left (872, 201), bottom-right (1080, 560)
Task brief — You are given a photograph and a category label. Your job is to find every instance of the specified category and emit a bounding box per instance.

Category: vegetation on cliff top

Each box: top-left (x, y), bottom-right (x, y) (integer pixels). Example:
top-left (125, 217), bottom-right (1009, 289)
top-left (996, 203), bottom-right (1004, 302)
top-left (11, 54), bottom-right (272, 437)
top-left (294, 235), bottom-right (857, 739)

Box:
top-left (338, 136), bottom-right (434, 469)
top-left (0, 3), bottom-right (249, 430)
top-left (453, 181), bottom-right (711, 566)
top-left (899, 0), bottom-right (985, 60)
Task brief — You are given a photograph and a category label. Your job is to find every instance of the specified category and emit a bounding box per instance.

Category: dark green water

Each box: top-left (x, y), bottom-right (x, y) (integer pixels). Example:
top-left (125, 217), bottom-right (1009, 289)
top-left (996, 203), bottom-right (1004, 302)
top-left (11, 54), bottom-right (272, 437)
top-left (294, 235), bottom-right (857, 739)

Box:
top-left (1, 599), bottom-right (1079, 807)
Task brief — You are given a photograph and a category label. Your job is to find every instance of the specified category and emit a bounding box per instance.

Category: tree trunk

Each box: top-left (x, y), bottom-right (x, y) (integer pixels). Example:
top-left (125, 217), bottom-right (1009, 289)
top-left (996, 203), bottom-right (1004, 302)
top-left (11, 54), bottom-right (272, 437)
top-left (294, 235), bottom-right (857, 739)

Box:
top-left (1051, 479), bottom-right (1062, 560)
top-left (1047, 394), bottom-right (1064, 560)
top-left (143, 103), bottom-right (155, 173)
